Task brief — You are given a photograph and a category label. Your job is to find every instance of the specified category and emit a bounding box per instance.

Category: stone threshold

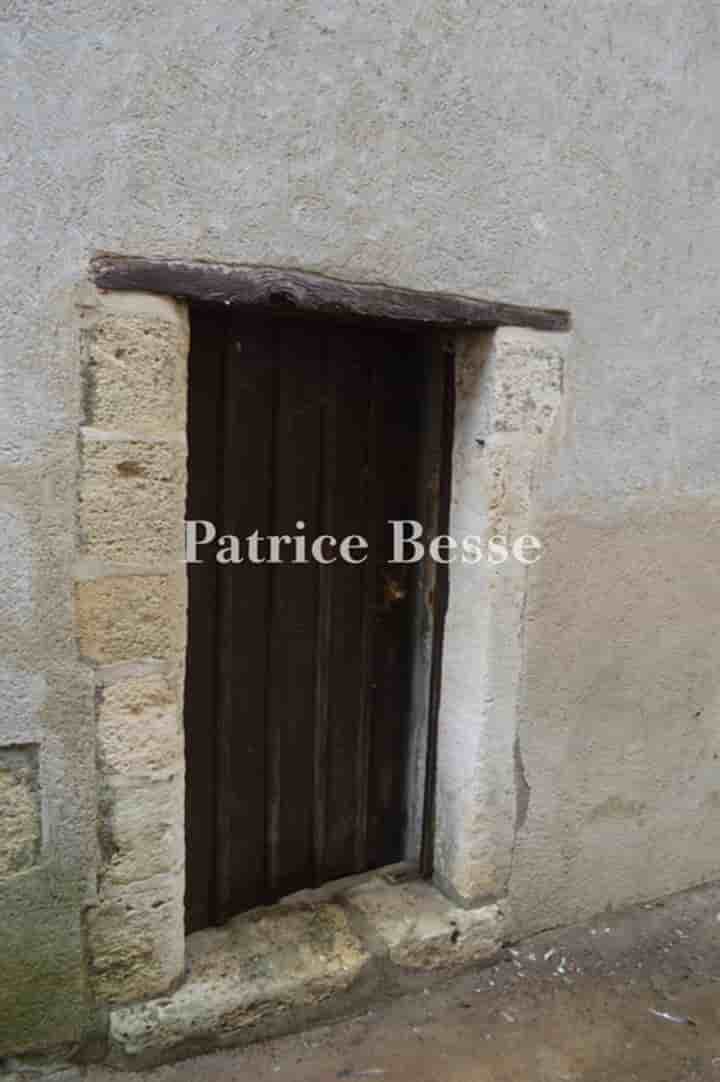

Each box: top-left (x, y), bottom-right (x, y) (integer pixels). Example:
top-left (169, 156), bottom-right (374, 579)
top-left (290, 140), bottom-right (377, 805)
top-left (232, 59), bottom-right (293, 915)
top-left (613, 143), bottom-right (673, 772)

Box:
top-left (107, 870), bottom-right (505, 1069)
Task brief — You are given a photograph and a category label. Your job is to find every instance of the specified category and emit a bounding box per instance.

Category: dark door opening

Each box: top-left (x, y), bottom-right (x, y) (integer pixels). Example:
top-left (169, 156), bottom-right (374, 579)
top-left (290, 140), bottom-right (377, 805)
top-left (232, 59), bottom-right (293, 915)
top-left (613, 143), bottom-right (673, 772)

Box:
top-left (185, 308), bottom-right (450, 932)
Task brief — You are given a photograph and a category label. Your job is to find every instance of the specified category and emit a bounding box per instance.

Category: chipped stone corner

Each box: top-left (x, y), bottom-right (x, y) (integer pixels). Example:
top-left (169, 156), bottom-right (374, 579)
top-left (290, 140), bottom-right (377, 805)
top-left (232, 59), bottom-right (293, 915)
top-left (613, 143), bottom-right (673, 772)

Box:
top-left (341, 876), bottom-right (505, 971)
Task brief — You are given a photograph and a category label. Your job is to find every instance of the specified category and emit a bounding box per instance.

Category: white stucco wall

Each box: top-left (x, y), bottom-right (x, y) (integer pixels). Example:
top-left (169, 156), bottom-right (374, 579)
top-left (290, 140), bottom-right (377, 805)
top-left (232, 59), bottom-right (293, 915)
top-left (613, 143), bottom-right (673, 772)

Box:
top-left (2, 0), bottom-right (719, 1051)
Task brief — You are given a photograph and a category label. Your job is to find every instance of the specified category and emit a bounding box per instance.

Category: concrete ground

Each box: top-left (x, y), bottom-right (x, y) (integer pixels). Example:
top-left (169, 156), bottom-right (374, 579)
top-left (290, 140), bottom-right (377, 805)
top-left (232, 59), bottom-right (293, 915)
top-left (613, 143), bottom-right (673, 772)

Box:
top-left (90, 883), bottom-right (720, 1082)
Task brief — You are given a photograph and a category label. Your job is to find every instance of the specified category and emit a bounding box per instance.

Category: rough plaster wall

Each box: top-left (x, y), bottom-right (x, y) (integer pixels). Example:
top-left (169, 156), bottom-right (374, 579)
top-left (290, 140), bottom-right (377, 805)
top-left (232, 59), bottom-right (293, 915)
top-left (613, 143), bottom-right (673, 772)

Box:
top-left (1, 0), bottom-right (719, 1049)
top-left (508, 500), bottom-right (720, 933)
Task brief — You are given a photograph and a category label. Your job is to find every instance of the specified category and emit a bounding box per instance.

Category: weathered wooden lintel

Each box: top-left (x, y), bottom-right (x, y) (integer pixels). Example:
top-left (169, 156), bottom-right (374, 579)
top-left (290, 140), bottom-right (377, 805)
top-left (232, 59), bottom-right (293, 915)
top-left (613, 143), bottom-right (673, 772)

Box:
top-left (91, 253), bottom-right (571, 332)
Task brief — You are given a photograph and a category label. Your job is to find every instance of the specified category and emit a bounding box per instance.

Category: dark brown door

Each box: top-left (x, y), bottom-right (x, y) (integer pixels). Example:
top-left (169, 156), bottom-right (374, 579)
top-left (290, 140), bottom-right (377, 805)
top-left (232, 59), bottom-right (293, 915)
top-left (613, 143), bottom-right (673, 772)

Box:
top-left (185, 309), bottom-right (439, 931)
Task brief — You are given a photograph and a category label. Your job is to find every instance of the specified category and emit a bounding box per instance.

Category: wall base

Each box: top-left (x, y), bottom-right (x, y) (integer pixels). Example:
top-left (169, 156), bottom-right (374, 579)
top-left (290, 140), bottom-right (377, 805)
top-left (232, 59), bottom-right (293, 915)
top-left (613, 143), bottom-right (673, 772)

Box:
top-left (107, 874), bottom-right (504, 1069)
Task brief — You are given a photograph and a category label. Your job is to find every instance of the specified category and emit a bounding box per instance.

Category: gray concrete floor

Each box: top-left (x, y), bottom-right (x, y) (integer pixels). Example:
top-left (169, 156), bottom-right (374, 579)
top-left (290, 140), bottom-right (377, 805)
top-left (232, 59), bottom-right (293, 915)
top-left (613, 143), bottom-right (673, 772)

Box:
top-left (90, 883), bottom-right (720, 1082)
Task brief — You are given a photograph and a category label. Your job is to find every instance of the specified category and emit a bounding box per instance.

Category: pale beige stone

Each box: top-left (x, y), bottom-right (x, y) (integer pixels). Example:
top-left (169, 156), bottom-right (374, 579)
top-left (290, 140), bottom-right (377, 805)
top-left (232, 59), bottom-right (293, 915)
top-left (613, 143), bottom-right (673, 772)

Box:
top-left (86, 874), bottom-right (185, 1005)
top-left (108, 902), bottom-right (369, 1064)
top-left (90, 288), bottom-right (189, 325)
top-left (343, 877), bottom-right (503, 970)
top-left (89, 663), bottom-right (186, 1005)
top-left (99, 772), bottom-right (184, 888)
top-left (434, 329), bottom-right (568, 905)
top-left (479, 328), bottom-right (565, 438)
top-left (79, 433), bottom-right (186, 564)
top-left (82, 314), bottom-right (188, 435)
top-left (484, 442), bottom-right (534, 536)
top-left (0, 747), bottom-right (41, 877)
top-left (97, 672), bottom-right (182, 778)
top-left (75, 573), bottom-right (185, 664)
top-left (74, 300), bottom-right (189, 1014)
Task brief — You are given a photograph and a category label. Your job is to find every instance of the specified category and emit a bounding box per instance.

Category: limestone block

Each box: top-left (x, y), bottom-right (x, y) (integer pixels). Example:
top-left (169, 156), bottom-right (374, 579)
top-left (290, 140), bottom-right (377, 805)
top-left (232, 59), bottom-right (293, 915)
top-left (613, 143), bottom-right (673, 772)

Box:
top-left (97, 672), bottom-right (182, 778)
top-left (99, 772), bottom-right (184, 889)
top-left (0, 745), bottom-right (41, 877)
top-left (79, 434), bottom-right (186, 564)
top-left (475, 329), bottom-right (565, 439)
top-left (86, 874), bottom-right (185, 1005)
top-left (82, 313), bottom-right (188, 435)
top-left (75, 573), bottom-right (185, 664)
top-left (434, 328), bottom-right (568, 906)
top-left (108, 902), bottom-right (369, 1064)
top-left (343, 877), bottom-right (503, 970)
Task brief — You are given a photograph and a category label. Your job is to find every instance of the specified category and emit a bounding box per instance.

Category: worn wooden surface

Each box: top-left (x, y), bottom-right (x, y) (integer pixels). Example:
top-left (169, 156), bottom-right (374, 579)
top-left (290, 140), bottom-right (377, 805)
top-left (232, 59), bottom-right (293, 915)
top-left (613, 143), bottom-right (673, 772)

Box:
top-left (184, 308), bottom-right (223, 934)
top-left (184, 312), bottom-right (441, 929)
top-left (91, 253), bottom-right (571, 332)
top-left (214, 322), bottom-right (275, 922)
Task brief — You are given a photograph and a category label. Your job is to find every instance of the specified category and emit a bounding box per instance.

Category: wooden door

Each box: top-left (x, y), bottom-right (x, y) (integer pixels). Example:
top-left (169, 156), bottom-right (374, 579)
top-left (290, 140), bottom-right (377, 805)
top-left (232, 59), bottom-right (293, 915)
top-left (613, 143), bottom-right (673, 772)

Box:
top-left (185, 309), bottom-right (443, 931)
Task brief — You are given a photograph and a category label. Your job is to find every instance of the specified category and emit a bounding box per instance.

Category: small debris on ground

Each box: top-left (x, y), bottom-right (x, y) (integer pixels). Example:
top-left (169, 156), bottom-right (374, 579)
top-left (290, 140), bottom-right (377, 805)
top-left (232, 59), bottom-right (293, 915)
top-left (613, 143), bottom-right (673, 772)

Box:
top-left (648, 1008), bottom-right (696, 1026)
top-left (337, 1071), bottom-right (386, 1078)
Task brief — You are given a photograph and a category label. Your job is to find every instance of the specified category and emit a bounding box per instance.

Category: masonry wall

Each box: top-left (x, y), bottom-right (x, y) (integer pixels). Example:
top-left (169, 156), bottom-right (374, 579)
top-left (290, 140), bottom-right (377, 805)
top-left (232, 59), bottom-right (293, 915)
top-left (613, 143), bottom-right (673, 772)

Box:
top-left (77, 293), bottom-right (189, 1006)
top-left (2, 0), bottom-right (719, 1052)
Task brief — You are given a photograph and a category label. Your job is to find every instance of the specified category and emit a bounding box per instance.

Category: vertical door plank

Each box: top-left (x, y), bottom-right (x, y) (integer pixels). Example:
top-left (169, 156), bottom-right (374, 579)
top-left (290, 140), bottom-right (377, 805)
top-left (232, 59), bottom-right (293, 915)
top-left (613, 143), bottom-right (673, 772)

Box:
top-left (184, 307), bottom-right (225, 933)
top-left (318, 328), bottom-right (375, 882)
top-left (311, 345), bottom-right (336, 883)
top-left (266, 322), bottom-right (325, 899)
top-left (214, 318), bottom-right (275, 921)
top-left (353, 357), bottom-right (380, 872)
top-left (419, 339), bottom-right (455, 876)
top-left (366, 332), bottom-right (425, 868)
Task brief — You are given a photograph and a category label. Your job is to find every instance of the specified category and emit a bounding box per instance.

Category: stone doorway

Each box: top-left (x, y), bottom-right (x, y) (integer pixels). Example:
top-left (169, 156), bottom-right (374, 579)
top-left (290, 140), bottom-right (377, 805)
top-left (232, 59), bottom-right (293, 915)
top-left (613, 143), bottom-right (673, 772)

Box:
top-left (74, 255), bottom-right (568, 1056)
